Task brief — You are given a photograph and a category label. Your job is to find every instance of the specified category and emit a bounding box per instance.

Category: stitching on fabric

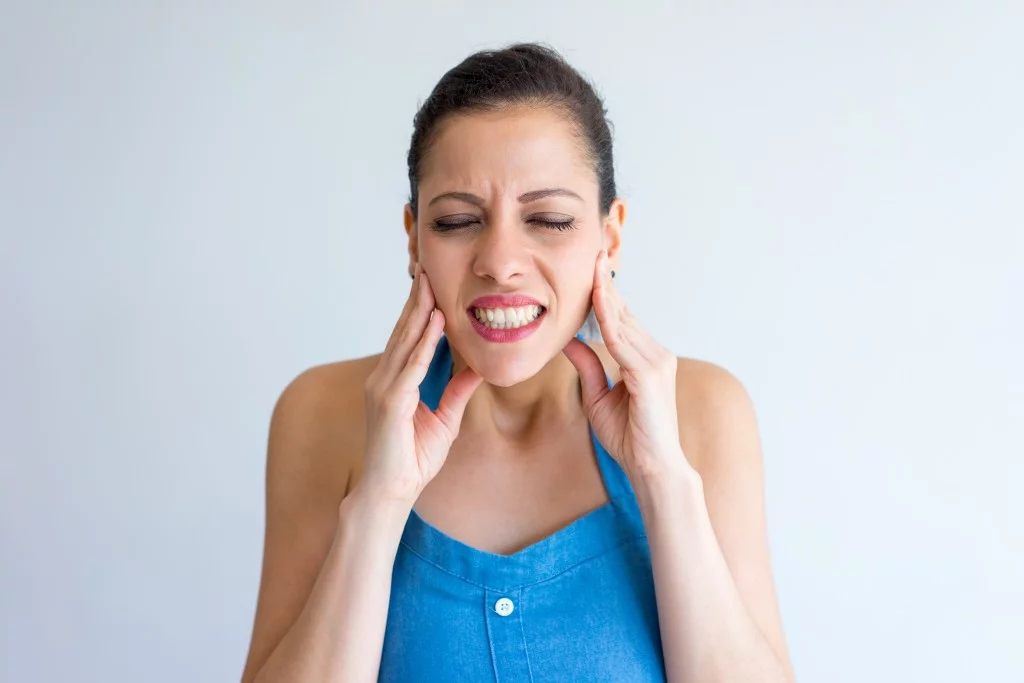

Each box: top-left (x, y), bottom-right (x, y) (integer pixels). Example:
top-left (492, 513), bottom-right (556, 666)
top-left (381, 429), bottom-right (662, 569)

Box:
top-left (518, 589), bottom-right (535, 683)
top-left (484, 590), bottom-right (500, 683)
top-left (517, 534), bottom-right (649, 590)
top-left (398, 533), bottom-right (648, 591)
top-left (399, 542), bottom-right (493, 589)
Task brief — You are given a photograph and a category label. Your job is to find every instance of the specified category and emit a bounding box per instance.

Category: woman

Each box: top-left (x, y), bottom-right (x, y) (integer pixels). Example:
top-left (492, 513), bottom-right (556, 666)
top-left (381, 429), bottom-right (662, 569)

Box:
top-left (241, 43), bottom-right (795, 683)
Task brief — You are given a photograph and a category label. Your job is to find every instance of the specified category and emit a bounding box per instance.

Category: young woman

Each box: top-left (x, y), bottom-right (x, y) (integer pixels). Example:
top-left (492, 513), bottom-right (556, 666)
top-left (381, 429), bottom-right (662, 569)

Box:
top-left (241, 42), bottom-right (795, 683)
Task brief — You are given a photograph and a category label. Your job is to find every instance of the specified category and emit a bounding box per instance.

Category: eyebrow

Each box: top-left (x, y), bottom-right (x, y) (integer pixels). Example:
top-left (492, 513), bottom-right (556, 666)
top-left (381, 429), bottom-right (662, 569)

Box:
top-left (427, 188), bottom-right (584, 208)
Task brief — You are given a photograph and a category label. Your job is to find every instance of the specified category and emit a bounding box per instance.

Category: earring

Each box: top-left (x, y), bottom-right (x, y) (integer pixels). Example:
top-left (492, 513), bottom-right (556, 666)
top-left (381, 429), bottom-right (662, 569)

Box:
top-left (610, 270), bottom-right (616, 279)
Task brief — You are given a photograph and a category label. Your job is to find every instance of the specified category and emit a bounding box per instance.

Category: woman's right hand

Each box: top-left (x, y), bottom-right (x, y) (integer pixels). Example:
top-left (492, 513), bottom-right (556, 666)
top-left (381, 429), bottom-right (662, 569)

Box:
top-left (357, 263), bottom-right (483, 508)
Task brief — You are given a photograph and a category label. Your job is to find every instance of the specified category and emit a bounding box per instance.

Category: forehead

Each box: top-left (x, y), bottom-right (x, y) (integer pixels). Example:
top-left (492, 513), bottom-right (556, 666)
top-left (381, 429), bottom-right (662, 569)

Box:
top-left (419, 107), bottom-right (596, 201)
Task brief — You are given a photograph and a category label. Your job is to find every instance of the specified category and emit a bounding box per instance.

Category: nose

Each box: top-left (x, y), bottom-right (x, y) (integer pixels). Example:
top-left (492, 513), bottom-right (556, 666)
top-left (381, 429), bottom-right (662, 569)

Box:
top-left (471, 217), bottom-right (529, 285)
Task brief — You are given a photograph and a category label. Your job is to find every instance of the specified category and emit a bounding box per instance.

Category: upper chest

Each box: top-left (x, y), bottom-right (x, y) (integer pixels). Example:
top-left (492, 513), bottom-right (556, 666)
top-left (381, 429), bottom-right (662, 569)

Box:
top-left (411, 422), bottom-right (611, 556)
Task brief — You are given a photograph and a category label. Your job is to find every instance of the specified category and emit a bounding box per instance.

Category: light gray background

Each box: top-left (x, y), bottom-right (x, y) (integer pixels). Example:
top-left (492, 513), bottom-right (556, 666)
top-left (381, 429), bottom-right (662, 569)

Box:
top-left (2, 1), bottom-right (1021, 682)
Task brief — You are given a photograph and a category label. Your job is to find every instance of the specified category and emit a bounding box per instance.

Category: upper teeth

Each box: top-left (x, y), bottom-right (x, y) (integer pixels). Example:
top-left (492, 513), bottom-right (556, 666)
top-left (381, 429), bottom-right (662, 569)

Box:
top-left (473, 305), bottom-right (543, 329)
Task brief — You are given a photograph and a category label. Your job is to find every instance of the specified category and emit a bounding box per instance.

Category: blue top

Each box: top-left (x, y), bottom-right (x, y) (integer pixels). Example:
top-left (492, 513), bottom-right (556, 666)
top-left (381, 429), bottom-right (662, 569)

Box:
top-left (379, 334), bottom-right (667, 682)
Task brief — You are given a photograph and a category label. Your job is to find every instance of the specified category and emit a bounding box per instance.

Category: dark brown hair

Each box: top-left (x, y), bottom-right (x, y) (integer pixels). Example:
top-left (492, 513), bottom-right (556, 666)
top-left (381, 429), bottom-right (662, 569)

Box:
top-left (406, 42), bottom-right (617, 220)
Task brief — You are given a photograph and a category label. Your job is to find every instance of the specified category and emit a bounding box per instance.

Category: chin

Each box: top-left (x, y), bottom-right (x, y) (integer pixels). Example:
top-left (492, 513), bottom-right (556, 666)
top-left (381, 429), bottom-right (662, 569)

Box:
top-left (468, 349), bottom-right (547, 387)
top-left (447, 328), bottom-right (563, 387)
top-left (477, 365), bottom-right (539, 388)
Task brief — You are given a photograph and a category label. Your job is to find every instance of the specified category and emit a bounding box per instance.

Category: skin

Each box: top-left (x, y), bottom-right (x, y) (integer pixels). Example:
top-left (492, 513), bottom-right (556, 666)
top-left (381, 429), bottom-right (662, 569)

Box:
top-left (396, 107), bottom-right (633, 553)
top-left (240, 106), bottom-right (795, 683)
top-left (406, 108), bottom-right (623, 388)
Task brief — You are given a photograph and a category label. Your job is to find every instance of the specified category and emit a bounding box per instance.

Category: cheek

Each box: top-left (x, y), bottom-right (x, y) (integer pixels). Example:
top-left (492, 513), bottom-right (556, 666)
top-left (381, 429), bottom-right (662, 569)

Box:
top-left (554, 266), bottom-right (597, 316)
top-left (418, 239), bottom-right (461, 307)
top-left (554, 249), bottom-right (598, 290)
top-left (426, 275), bottom-right (458, 314)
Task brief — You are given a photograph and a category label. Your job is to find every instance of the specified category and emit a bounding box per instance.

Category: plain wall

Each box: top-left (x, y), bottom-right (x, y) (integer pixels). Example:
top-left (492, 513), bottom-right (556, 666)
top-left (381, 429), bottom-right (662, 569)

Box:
top-left (2, 1), bottom-right (1021, 681)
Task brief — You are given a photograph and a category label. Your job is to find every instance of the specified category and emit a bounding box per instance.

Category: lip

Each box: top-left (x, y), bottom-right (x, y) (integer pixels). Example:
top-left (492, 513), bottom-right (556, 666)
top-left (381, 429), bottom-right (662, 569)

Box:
top-left (465, 294), bottom-right (547, 344)
top-left (468, 294), bottom-right (544, 310)
top-left (467, 306), bottom-right (546, 343)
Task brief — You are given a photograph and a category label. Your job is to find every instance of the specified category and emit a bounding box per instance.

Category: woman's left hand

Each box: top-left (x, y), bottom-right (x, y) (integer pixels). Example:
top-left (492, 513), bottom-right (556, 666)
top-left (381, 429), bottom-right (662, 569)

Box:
top-left (562, 250), bottom-right (696, 485)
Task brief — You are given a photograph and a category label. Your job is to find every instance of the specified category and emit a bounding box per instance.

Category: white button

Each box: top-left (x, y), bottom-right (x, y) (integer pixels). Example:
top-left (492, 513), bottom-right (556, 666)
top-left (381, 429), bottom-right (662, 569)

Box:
top-left (494, 597), bottom-right (515, 617)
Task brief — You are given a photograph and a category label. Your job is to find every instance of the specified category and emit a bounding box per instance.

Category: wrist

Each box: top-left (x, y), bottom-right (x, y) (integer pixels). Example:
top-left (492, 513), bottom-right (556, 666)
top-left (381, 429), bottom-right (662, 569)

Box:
top-left (339, 484), bottom-right (415, 533)
top-left (630, 454), bottom-right (704, 518)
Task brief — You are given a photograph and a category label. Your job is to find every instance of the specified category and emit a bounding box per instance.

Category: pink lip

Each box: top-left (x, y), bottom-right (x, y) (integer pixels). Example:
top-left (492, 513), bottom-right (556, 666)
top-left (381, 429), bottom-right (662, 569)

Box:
top-left (467, 308), bottom-right (546, 343)
top-left (468, 294), bottom-right (544, 309)
top-left (466, 294), bottom-right (547, 344)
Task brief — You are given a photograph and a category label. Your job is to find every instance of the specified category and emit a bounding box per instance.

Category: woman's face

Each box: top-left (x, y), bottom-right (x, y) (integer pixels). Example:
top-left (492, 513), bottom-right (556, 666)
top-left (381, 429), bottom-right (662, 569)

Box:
top-left (405, 106), bottom-right (624, 387)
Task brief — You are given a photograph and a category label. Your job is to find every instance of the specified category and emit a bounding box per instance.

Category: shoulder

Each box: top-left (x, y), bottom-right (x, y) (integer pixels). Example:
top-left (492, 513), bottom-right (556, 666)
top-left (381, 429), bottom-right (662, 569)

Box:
top-left (669, 356), bottom-right (795, 679)
top-left (672, 356), bottom-right (756, 435)
top-left (268, 353), bottom-right (382, 500)
top-left (240, 354), bottom-right (381, 683)
top-left (590, 338), bottom-right (758, 475)
top-left (672, 355), bottom-right (761, 477)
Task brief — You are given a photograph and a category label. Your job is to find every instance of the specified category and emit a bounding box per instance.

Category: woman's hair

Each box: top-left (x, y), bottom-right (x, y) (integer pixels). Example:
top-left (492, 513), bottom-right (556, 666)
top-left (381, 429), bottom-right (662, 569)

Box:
top-left (405, 42), bottom-right (617, 221)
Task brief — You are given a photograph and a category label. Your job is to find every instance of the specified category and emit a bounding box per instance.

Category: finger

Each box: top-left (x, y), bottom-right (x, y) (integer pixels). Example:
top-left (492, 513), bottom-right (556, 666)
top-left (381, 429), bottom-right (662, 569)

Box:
top-left (603, 264), bottom-right (671, 366)
top-left (562, 336), bottom-right (611, 410)
top-left (434, 366), bottom-right (485, 436)
top-left (382, 263), bottom-right (423, 359)
top-left (392, 306), bottom-right (445, 392)
top-left (381, 269), bottom-right (437, 381)
top-left (592, 251), bottom-right (645, 370)
top-left (621, 311), bottom-right (666, 364)
top-left (381, 263), bottom-right (426, 361)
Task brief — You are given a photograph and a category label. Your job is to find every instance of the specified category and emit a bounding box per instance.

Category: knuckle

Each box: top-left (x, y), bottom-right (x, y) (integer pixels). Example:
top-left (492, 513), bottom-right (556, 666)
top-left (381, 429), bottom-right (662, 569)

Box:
top-left (407, 353), bottom-right (430, 376)
top-left (399, 321), bottom-right (423, 349)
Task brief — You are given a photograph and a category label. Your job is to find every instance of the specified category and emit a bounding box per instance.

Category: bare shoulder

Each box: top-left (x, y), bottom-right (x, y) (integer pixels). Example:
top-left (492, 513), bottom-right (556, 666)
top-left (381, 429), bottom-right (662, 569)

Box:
top-left (671, 355), bottom-right (760, 476)
top-left (239, 352), bottom-right (380, 683)
top-left (582, 340), bottom-right (757, 474)
top-left (267, 353), bottom-right (381, 500)
top-left (670, 354), bottom-right (796, 680)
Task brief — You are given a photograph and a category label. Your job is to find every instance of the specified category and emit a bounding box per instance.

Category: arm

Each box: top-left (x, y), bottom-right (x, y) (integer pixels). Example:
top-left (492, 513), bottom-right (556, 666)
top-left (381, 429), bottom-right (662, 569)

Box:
top-left (634, 361), bottom-right (796, 683)
top-left (251, 491), bottom-right (410, 683)
top-left (239, 366), bottom-right (410, 683)
top-left (241, 267), bottom-right (478, 683)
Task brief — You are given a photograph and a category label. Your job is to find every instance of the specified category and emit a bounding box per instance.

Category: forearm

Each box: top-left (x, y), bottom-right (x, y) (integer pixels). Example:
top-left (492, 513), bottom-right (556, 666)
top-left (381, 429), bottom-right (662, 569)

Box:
top-left (634, 467), bottom-right (792, 683)
top-left (253, 489), bottom-right (410, 683)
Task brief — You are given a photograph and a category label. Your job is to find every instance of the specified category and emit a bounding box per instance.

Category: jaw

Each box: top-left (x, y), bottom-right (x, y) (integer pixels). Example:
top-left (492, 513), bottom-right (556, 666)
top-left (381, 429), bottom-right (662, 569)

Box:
top-left (446, 314), bottom-right (586, 389)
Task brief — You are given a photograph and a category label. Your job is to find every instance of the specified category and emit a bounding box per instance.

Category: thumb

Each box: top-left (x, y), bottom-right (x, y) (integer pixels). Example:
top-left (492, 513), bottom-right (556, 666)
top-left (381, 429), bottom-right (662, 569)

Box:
top-left (562, 337), bottom-right (610, 411)
top-left (435, 367), bottom-right (484, 434)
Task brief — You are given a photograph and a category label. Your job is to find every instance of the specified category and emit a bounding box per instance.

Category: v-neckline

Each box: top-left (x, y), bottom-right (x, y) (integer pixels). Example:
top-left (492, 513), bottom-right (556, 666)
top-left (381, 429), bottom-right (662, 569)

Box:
top-left (398, 334), bottom-right (645, 590)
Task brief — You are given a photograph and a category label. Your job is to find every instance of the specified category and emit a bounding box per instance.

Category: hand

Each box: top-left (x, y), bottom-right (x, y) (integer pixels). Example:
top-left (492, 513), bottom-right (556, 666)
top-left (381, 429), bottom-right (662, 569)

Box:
top-left (359, 264), bottom-right (484, 506)
top-left (562, 251), bottom-right (694, 483)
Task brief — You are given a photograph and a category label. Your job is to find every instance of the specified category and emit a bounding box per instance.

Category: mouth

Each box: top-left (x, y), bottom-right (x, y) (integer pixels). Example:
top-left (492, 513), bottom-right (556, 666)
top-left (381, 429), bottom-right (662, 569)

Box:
top-left (469, 303), bottom-right (546, 330)
top-left (465, 296), bottom-right (547, 342)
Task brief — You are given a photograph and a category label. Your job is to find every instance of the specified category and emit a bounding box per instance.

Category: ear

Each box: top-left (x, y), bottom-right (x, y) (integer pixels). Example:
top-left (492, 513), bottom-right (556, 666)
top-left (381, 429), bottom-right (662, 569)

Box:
top-left (602, 198), bottom-right (626, 271)
top-left (404, 203), bottom-right (418, 278)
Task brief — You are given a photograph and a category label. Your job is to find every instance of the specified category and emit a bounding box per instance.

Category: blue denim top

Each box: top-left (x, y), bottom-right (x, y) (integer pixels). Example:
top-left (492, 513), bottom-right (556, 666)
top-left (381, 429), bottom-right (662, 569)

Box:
top-left (379, 334), bottom-right (667, 682)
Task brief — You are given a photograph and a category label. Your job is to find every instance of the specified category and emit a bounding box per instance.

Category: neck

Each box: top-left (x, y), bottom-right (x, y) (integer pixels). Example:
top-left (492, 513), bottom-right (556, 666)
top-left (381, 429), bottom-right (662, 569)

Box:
top-left (450, 346), bottom-right (585, 444)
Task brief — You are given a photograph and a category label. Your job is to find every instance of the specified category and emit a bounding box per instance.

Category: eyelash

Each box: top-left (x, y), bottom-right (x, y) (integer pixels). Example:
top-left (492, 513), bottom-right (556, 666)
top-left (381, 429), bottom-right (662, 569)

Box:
top-left (429, 218), bottom-right (577, 233)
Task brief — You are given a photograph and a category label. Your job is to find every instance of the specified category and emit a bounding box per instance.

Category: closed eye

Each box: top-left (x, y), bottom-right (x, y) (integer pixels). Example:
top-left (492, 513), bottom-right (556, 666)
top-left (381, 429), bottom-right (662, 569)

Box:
top-left (429, 217), bottom-right (577, 233)
top-left (531, 218), bottom-right (576, 231)
top-left (429, 218), bottom-right (478, 232)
